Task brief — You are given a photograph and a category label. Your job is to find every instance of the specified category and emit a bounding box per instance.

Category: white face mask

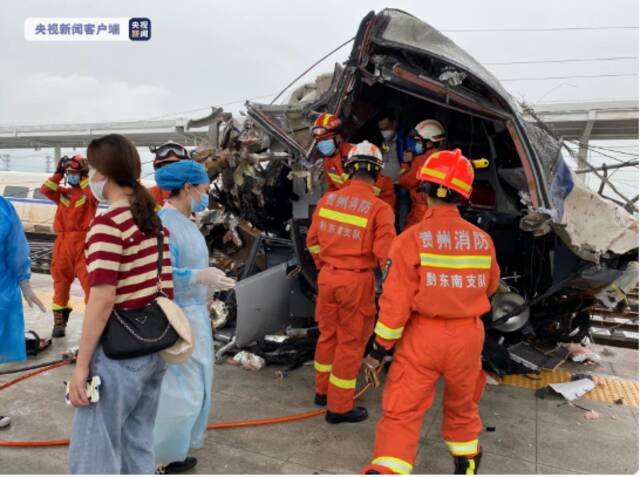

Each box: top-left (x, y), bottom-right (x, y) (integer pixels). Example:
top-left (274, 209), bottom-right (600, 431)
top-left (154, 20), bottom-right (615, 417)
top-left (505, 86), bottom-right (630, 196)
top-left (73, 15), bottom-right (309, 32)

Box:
top-left (88, 168), bottom-right (108, 203)
top-left (381, 129), bottom-right (395, 142)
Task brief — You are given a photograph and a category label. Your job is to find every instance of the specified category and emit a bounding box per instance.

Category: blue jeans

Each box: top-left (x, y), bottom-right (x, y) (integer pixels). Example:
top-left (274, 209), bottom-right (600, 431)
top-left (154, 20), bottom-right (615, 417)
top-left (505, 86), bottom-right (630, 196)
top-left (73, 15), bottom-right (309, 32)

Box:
top-left (394, 184), bottom-right (411, 233)
top-left (69, 345), bottom-right (167, 474)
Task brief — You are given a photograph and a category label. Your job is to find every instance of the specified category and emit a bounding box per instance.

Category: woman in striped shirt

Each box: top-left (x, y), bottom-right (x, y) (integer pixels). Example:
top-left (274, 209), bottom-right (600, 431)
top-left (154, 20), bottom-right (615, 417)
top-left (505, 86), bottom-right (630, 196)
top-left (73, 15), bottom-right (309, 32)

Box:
top-left (67, 134), bottom-right (173, 474)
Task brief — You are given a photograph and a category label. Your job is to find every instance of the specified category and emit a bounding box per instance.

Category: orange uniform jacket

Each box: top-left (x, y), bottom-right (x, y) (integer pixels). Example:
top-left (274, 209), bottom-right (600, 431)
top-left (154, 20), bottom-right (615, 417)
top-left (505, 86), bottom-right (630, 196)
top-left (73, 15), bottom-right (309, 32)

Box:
top-left (373, 173), bottom-right (396, 210)
top-left (307, 179), bottom-right (396, 271)
top-left (374, 204), bottom-right (500, 349)
top-left (149, 185), bottom-right (170, 210)
top-left (322, 142), bottom-right (353, 192)
top-left (399, 148), bottom-right (440, 228)
top-left (40, 173), bottom-right (98, 233)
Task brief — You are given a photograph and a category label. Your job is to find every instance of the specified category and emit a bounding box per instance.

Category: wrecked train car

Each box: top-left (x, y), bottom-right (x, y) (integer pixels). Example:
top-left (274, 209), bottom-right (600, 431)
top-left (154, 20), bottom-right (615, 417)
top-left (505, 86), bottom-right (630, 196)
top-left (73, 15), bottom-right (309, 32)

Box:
top-left (201, 9), bottom-right (638, 372)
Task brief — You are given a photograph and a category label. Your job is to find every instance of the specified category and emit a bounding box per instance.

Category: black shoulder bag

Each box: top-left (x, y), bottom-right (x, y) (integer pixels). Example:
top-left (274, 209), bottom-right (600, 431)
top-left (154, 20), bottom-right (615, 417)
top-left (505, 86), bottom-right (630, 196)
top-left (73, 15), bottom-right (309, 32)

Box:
top-left (101, 235), bottom-right (179, 360)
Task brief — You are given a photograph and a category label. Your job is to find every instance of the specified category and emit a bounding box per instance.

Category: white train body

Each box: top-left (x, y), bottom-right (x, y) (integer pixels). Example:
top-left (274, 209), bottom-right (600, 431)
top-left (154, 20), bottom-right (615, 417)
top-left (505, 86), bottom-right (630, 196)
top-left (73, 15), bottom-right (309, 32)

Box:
top-left (0, 171), bottom-right (155, 235)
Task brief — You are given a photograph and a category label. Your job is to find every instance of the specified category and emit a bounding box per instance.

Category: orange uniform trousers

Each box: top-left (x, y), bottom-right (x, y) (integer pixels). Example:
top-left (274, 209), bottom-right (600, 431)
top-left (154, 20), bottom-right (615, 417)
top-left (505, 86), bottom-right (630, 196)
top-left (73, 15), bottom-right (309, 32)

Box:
top-left (51, 231), bottom-right (90, 309)
top-left (314, 267), bottom-right (376, 413)
top-left (363, 317), bottom-right (486, 474)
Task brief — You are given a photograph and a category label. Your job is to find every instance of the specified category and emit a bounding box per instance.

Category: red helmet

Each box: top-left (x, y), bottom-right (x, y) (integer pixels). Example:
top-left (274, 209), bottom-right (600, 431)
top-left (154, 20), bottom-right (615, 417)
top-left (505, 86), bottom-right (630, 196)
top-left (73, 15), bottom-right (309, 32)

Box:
top-left (416, 149), bottom-right (474, 199)
top-left (312, 113), bottom-right (342, 139)
top-left (63, 154), bottom-right (87, 173)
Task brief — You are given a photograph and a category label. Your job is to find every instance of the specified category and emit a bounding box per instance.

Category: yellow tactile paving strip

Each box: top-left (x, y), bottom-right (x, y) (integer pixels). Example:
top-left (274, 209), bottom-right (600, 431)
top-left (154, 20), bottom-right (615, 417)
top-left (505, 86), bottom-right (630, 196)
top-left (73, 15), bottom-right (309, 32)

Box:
top-left (494, 370), bottom-right (638, 407)
top-left (23, 290), bottom-right (86, 313)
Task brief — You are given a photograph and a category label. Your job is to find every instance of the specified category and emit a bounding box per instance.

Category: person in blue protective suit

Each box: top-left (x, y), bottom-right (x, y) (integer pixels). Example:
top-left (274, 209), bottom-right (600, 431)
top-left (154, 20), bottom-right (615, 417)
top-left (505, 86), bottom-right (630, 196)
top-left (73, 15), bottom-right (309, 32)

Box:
top-left (0, 196), bottom-right (46, 428)
top-left (153, 160), bottom-right (236, 474)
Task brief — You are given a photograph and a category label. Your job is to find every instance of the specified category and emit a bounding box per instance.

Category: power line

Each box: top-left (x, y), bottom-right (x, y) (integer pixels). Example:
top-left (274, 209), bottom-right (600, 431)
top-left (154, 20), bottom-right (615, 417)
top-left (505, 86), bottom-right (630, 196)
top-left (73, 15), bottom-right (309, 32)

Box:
top-left (571, 142), bottom-right (640, 157)
top-left (270, 36), bottom-right (355, 105)
top-left (500, 73), bottom-right (638, 81)
top-left (443, 26), bottom-right (638, 33)
top-left (485, 56), bottom-right (638, 66)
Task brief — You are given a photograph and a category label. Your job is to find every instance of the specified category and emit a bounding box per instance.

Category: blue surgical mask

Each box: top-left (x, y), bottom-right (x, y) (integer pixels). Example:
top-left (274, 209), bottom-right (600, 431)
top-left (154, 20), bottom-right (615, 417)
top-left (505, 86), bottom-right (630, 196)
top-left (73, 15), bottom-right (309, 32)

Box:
top-left (88, 168), bottom-right (108, 203)
top-left (412, 141), bottom-right (425, 155)
top-left (191, 192), bottom-right (209, 213)
top-left (67, 174), bottom-right (80, 186)
top-left (317, 139), bottom-right (336, 157)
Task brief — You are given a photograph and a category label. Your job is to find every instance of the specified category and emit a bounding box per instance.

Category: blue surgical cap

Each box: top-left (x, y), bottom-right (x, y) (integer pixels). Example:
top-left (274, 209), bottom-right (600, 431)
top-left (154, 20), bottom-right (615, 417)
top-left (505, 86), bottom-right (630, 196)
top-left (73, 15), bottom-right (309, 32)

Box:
top-left (155, 160), bottom-right (209, 191)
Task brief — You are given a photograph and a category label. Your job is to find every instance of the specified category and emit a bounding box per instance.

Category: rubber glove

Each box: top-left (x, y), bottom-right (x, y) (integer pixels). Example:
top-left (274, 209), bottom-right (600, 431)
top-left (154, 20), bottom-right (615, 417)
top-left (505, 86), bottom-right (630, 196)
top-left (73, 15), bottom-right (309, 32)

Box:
top-left (20, 280), bottom-right (46, 313)
top-left (193, 267), bottom-right (237, 291)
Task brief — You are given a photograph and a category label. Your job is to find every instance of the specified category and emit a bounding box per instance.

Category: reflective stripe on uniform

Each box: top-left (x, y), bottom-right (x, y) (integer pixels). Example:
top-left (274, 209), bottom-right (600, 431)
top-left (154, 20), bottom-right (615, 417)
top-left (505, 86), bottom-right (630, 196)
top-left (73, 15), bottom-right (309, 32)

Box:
top-left (52, 303), bottom-right (65, 311)
top-left (341, 173), bottom-right (350, 182)
top-left (373, 186), bottom-right (381, 196)
top-left (59, 196), bottom-right (70, 207)
top-left (420, 253), bottom-right (491, 270)
top-left (327, 173), bottom-right (344, 184)
top-left (314, 361), bottom-right (332, 373)
top-left (329, 373), bottom-right (356, 390)
top-left (371, 456), bottom-right (413, 475)
top-left (319, 207), bottom-right (368, 228)
top-left (75, 196), bottom-right (87, 207)
top-left (80, 178), bottom-right (90, 188)
top-left (44, 180), bottom-right (58, 191)
top-left (445, 439), bottom-right (479, 457)
top-left (374, 321), bottom-right (404, 340)
top-left (308, 244), bottom-right (321, 254)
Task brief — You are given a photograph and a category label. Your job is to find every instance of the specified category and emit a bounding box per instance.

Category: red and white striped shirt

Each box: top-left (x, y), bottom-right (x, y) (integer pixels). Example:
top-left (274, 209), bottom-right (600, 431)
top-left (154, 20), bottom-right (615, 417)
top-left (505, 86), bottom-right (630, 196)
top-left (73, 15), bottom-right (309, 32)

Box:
top-left (85, 199), bottom-right (173, 309)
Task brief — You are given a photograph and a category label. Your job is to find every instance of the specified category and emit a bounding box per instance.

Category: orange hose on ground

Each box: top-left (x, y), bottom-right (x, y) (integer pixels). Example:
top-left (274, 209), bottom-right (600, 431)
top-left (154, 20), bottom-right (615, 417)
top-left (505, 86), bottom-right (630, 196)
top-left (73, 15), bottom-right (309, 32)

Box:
top-left (0, 361), bottom-right (71, 392)
top-left (0, 360), bottom-right (374, 448)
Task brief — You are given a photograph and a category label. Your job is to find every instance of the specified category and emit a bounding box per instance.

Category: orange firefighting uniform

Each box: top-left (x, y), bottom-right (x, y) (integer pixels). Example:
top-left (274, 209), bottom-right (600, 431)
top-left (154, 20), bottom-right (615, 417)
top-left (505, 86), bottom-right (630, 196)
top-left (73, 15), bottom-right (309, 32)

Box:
top-left (362, 204), bottom-right (500, 475)
top-left (149, 184), bottom-right (170, 210)
top-left (40, 173), bottom-right (98, 309)
top-left (373, 173), bottom-right (396, 210)
top-left (398, 148), bottom-right (439, 230)
top-left (322, 142), bottom-right (354, 192)
top-left (306, 179), bottom-right (396, 413)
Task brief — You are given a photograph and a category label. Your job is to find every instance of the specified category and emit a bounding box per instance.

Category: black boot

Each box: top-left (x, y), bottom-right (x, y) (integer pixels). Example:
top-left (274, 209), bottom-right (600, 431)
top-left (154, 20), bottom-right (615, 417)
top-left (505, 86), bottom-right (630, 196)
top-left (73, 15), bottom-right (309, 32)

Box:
top-left (453, 451), bottom-right (482, 474)
top-left (52, 308), bottom-right (71, 338)
top-left (156, 456), bottom-right (197, 474)
top-left (314, 393), bottom-right (327, 406)
top-left (325, 406), bottom-right (368, 424)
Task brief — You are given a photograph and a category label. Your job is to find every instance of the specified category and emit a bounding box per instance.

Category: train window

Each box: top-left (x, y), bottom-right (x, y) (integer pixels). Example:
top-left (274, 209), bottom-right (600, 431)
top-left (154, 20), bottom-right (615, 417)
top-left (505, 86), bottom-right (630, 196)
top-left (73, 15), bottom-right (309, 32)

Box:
top-left (33, 189), bottom-right (49, 200)
top-left (3, 185), bottom-right (29, 198)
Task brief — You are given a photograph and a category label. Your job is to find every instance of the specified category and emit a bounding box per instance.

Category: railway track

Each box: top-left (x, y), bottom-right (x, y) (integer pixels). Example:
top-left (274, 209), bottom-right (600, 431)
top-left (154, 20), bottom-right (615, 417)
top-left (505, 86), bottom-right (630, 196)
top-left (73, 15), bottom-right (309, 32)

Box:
top-left (590, 287), bottom-right (639, 349)
top-left (27, 234), bottom-right (54, 274)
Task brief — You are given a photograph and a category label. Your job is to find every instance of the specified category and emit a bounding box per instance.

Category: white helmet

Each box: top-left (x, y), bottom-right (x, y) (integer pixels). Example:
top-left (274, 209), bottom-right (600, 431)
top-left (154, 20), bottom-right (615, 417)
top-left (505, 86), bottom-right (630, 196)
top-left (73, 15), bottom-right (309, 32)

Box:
top-left (414, 119), bottom-right (446, 143)
top-left (344, 141), bottom-right (384, 171)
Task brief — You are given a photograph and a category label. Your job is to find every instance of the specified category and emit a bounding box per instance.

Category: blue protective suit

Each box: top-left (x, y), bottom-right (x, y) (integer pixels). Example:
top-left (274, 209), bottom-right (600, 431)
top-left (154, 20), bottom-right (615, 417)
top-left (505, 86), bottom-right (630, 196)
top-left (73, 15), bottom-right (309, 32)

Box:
top-left (0, 196), bottom-right (31, 364)
top-left (154, 206), bottom-right (213, 465)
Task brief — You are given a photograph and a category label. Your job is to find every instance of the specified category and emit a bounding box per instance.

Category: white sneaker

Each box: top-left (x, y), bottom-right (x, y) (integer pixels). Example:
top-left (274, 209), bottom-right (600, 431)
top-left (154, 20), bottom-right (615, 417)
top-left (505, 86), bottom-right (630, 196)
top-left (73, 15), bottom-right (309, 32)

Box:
top-left (0, 416), bottom-right (11, 429)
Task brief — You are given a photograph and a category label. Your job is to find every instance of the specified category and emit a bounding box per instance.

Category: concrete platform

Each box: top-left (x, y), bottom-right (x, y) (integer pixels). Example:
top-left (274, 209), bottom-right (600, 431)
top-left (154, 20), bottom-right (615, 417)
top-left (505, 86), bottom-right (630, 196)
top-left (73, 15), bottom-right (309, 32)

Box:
top-left (1, 274), bottom-right (638, 474)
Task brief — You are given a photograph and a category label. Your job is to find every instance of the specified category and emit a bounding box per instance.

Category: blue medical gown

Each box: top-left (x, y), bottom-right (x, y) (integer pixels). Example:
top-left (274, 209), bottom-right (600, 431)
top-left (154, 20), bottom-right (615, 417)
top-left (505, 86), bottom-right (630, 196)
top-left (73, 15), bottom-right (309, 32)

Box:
top-left (154, 207), bottom-right (214, 465)
top-left (0, 197), bottom-right (31, 364)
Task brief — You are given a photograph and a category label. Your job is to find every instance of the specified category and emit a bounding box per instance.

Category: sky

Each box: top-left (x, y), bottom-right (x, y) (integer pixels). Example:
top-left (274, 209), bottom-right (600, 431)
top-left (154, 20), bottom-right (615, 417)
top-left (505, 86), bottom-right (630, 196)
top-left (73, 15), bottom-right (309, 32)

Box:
top-left (0, 0), bottom-right (638, 196)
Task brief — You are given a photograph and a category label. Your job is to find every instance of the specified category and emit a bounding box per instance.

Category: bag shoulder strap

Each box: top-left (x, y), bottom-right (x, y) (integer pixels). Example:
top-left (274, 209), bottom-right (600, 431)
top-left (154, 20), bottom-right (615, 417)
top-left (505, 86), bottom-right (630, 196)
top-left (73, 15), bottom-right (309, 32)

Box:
top-left (156, 233), bottom-right (165, 296)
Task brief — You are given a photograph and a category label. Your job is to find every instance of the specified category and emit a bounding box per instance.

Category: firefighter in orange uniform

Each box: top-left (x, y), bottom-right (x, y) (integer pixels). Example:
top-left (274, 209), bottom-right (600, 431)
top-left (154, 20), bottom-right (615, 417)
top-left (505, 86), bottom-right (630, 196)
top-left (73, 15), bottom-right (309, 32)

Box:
top-left (399, 120), bottom-right (446, 230)
top-left (39, 155), bottom-right (98, 337)
top-left (148, 141), bottom-right (191, 208)
top-left (361, 149), bottom-right (500, 475)
top-left (307, 141), bottom-right (396, 424)
top-left (373, 173), bottom-right (396, 210)
top-left (312, 113), bottom-right (353, 192)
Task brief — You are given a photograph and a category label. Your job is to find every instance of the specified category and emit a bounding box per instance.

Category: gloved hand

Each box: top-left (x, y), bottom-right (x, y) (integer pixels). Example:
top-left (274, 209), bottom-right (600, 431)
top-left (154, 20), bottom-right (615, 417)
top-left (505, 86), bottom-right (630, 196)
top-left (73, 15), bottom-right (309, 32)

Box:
top-left (55, 157), bottom-right (66, 175)
top-left (362, 354), bottom-right (382, 388)
top-left (19, 280), bottom-right (46, 313)
top-left (362, 342), bottom-right (387, 388)
top-left (193, 267), bottom-right (237, 291)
